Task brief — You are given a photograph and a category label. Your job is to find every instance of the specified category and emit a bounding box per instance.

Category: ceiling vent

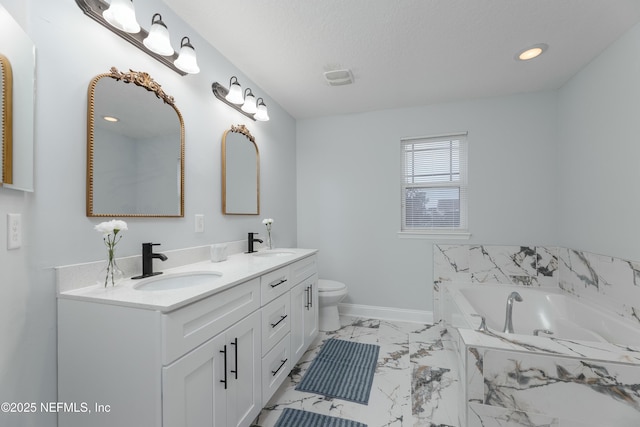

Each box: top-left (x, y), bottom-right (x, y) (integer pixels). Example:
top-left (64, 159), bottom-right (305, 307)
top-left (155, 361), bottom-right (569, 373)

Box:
top-left (323, 69), bottom-right (354, 86)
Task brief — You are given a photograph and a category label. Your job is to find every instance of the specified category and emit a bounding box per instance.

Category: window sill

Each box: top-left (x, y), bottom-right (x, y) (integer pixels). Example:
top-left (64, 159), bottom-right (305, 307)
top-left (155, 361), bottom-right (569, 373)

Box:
top-left (397, 231), bottom-right (471, 240)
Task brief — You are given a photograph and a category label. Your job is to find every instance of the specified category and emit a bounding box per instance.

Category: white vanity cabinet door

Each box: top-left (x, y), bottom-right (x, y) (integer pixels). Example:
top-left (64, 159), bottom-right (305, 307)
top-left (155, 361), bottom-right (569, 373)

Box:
top-left (290, 273), bottom-right (319, 363)
top-left (163, 333), bottom-right (227, 427)
top-left (225, 310), bottom-right (262, 427)
top-left (163, 310), bottom-right (262, 427)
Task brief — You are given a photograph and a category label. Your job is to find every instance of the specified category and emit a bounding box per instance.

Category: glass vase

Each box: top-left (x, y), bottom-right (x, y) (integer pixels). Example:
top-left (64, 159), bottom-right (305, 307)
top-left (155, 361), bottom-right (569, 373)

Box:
top-left (98, 254), bottom-right (124, 287)
top-left (267, 232), bottom-right (273, 250)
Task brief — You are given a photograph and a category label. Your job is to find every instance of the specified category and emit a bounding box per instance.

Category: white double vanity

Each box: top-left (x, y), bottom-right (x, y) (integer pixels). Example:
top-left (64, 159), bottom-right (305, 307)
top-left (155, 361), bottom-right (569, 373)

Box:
top-left (56, 247), bottom-right (318, 427)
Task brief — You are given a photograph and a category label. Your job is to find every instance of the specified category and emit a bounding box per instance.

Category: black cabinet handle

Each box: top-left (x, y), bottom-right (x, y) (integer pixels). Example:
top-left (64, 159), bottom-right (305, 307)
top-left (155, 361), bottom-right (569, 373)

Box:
top-left (220, 345), bottom-right (227, 389)
top-left (270, 278), bottom-right (288, 288)
top-left (304, 286), bottom-right (310, 309)
top-left (309, 283), bottom-right (313, 308)
top-left (271, 359), bottom-right (288, 376)
top-left (230, 338), bottom-right (238, 380)
top-left (270, 314), bottom-right (288, 328)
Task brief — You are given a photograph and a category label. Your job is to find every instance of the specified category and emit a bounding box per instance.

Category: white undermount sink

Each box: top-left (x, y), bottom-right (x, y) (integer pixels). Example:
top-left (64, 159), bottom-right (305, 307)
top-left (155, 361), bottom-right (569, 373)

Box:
top-left (252, 250), bottom-right (295, 257)
top-left (133, 271), bottom-right (223, 291)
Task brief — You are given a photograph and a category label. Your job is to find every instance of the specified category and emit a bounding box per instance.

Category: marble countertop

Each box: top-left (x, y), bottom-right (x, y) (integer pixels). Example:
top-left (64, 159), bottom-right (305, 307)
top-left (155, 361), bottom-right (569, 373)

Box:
top-left (57, 248), bottom-right (317, 313)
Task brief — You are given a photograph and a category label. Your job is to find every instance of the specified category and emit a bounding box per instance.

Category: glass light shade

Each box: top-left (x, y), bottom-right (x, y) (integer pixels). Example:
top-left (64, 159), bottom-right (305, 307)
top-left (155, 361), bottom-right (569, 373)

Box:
top-left (226, 78), bottom-right (244, 104)
top-left (174, 37), bottom-right (200, 74)
top-left (102, 0), bottom-right (140, 33)
top-left (241, 89), bottom-right (257, 114)
top-left (143, 15), bottom-right (173, 56)
top-left (254, 98), bottom-right (270, 121)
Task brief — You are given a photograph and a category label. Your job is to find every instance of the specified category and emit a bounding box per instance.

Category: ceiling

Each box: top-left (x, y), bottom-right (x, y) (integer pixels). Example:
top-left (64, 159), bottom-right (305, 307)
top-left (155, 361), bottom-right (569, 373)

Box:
top-left (161, 0), bottom-right (640, 119)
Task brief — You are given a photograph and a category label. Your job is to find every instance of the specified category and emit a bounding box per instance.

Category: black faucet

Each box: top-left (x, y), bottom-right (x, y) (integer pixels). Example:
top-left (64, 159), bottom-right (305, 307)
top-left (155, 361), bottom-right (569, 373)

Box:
top-left (246, 232), bottom-right (263, 253)
top-left (132, 243), bottom-right (168, 279)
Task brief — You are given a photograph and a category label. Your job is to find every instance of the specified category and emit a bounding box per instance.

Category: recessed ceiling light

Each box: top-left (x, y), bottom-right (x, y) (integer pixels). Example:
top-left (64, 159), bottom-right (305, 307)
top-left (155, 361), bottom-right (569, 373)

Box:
top-left (103, 115), bottom-right (119, 122)
top-left (516, 43), bottom-right (548, 61)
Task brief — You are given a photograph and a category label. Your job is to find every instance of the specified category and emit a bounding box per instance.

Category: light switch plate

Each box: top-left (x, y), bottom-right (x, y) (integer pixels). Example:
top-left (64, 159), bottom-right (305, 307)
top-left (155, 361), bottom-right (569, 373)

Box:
top-left (195, 214), bottom-right (205, 233)
top-left (7, 213), bottom-right (22, 250)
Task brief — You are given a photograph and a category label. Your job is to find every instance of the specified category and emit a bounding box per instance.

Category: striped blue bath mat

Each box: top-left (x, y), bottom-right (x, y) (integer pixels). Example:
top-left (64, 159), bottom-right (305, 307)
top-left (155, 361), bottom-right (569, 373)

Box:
top-left (296, 338), bottom-right (380, 404)
top-left (275, 408), bottom-right (368, 427)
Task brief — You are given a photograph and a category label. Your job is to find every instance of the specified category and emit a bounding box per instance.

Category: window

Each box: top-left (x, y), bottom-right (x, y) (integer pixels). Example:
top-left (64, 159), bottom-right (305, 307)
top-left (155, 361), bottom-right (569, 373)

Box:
top-left (400, 133), bottom-right (468, 237)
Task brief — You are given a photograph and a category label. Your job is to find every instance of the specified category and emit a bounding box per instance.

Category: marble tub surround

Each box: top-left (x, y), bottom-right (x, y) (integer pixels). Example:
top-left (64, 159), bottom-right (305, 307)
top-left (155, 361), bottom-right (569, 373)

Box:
top-left (433, 245), bottom-right (559, 321)
top-left (434, 244), bottom-right (640, 328)
top-left (253, 317), bottom-right (459, 427)
top-left (559, 247), bottom-right (640, 325)
top-left (466, 340), bottom-right (640, 426)
top-left (435, 244), bottom-right (640, 426)
top-left (56, 244), bottom-right (316, 312)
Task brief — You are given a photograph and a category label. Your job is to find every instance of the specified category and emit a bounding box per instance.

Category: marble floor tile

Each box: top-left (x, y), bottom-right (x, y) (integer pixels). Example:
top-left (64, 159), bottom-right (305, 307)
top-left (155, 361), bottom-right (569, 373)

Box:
top-left (252, 316), bottom-right (460, 427)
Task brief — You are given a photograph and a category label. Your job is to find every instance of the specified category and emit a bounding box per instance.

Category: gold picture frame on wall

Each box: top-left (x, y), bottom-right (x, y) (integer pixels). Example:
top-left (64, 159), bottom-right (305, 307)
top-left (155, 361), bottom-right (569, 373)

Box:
top-left (0, 53), bottom-right (13, 185)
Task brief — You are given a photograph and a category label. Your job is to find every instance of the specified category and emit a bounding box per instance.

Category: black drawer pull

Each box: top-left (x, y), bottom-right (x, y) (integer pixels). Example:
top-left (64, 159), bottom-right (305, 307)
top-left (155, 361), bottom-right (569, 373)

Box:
top-left (230, 337), bottom-right (238, 380)
top-left (271, 358), bottom-right (288, 376)
top-left (270, 314), bottom-right (288, 328)
top-left (270, 278), bottom-right (288, 288)
top-left (304, 286), bottom-right (310, 309)
top-left (220, 345), bottom-right (227, 389)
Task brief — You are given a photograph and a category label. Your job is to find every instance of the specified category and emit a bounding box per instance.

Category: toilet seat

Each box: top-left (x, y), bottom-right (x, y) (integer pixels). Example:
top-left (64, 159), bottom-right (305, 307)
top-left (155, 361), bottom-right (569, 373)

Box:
top-left (318, 279), bottom-right (346, 292)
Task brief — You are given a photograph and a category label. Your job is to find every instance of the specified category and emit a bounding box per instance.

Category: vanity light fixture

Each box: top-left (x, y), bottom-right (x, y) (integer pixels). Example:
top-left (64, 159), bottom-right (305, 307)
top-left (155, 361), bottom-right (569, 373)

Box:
top-left (241, 88), bottom-right (258, 114)
top-left (75, 0), bottom-right (199, 76)
top-left (103, 115), bottom-right (119, 122)
top-left (211, 78), bottom-right (270, 122)
top-left (225, 76), bottom-right (244, 105)
top-left (516, 43), bottom-right (548, 61)
top-left (254, 98), bottom-right (270, 122)
top-left (142, 13), bottom-right (173, 56)
top-left (102, 0), bottom-right (140, 33)
top-left (174, 37), bottom-right (200, 74)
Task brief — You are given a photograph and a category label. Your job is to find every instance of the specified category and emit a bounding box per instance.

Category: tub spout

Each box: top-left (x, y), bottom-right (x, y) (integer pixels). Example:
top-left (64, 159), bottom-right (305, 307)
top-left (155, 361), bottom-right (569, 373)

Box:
top-left (503, 291), bottom-right (523, 334)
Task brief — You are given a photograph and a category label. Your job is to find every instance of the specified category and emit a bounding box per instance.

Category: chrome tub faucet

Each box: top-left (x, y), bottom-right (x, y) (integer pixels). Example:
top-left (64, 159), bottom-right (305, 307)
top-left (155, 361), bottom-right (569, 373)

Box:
top-left (503, 291), bottom-right (523, 334)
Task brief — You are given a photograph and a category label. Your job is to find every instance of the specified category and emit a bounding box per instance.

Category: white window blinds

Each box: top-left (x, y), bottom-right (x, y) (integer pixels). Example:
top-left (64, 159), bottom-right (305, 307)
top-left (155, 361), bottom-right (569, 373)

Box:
top-left (401, 133), bottom-right (468, 233)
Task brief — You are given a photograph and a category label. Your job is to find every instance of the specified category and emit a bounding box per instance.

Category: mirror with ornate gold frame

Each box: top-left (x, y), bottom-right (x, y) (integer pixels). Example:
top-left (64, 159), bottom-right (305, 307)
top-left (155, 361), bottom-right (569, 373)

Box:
top-left (222, 124), bottom-right (260, 215)
top-left (0, 54), bottom-right (12, 185)
top-left (87, 67), bottom-right (184, 217)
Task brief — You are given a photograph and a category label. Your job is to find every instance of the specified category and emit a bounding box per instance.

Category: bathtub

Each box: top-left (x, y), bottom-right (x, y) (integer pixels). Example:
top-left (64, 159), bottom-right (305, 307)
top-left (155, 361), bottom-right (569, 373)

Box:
top-left (443, 282), bottom-right (640, 346)
top-left (441, 283), bottom-right (640, 427)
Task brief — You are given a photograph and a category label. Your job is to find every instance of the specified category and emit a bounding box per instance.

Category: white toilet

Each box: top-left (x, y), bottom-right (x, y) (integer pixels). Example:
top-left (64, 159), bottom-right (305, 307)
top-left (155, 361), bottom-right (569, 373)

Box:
top-left (317, 279), bottom-right (348, 332)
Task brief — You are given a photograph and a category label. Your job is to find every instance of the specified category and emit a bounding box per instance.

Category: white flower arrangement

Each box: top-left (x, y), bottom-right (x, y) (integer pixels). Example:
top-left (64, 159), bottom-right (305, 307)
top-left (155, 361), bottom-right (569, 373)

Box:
top-left (94, 219), bottom-right (128, 287)
top-left (262, 218), bottom-right (274, 249)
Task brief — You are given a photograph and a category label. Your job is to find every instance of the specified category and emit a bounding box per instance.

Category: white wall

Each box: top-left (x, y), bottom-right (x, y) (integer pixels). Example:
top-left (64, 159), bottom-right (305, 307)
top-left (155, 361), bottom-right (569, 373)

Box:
top-left (297, 91), bottom-right (558, 311)
top-left (0, 0), bottom-right (297, 425)
top-left (558, 23), bottom-right (640, 261)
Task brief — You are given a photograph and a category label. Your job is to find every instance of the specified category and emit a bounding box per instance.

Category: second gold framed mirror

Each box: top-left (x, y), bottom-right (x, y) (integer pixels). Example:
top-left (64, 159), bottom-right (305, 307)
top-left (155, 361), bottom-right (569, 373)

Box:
top-left (222, 124), bottom-right (260, 215)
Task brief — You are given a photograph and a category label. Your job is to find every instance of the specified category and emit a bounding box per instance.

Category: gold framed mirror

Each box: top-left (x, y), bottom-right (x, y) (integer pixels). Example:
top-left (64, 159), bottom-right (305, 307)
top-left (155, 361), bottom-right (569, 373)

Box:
top-left (0, 3), bottom-right (36, 192)
top-left (222, 124), bottom-right (260, 215)
top-left (87, 67), bottom-right (185, 217)
top-left (0, 54), bottom-right (12, 185)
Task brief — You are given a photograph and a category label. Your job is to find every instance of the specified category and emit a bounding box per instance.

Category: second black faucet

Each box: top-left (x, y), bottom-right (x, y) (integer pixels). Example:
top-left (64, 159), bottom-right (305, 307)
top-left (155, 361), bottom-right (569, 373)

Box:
top-left (246, 232), bottom-right (263, 253)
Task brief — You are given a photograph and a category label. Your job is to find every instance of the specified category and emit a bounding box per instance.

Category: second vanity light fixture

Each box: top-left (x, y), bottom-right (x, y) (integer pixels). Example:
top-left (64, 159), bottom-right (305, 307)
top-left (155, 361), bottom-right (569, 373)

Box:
top-left (76, 0), bottom-right (200, 75)
top-left (212, 76), bottom-right (270, 121)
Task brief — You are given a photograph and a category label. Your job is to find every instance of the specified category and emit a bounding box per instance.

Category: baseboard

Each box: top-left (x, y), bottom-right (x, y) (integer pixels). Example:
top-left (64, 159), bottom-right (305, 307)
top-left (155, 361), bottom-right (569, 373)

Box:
top-left (338, 303), bottom-right (434, 324)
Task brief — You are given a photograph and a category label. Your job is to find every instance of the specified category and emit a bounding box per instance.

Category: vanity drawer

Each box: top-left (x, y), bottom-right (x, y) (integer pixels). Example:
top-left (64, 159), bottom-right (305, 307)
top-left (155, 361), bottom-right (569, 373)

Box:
top-left (261, 266), bottom-right (290, 305)
top-left (261, 293), bottom-right (291, 356)
top-left (261, 333), bottom-right (291, 404)
top-left (162, 278), bottom-right (260, 364)
top-left (289, 255), bottom-right (317, 285)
